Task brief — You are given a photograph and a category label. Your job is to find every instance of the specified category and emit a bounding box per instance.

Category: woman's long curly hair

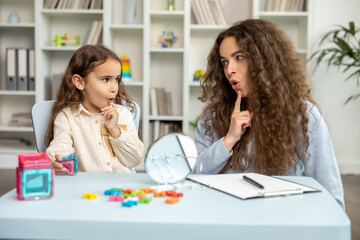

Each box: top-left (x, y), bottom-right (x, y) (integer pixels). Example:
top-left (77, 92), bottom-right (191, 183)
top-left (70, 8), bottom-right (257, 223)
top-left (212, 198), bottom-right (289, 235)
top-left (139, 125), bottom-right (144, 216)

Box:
top-left (200, 19), bottom-right (317, 175)
top-left (45, 44), bottom-right (134, 147)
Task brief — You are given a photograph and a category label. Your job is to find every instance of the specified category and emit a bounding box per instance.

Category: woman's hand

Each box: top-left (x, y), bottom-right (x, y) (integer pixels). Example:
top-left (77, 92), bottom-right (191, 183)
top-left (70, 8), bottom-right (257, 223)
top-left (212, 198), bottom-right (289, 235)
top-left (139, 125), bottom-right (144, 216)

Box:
top-left (52, 154), bottom-right (68, 175)
top-left (223, 91), bottom-right (253, 152)
top-left (101, 102), bottom-right (121, 138)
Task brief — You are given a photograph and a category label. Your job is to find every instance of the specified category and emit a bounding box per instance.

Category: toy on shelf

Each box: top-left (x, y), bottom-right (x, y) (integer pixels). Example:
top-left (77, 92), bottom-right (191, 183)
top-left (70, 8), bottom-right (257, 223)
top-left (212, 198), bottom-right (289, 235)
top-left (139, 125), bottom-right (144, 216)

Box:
top-left (121, 55), bottom-right (132, 83)
top-left (158, 30), bottom-right (179, 48)
top-left (16, 153), bottom-right (54, 201)
top-left (193, 70), bottom-right (205, 82)
top-left (58, 153), bottom-right (78, 176)
top-left (54, 33), bottom-right (80, 47)
top-left (167, 0), bottom-right (175, 11)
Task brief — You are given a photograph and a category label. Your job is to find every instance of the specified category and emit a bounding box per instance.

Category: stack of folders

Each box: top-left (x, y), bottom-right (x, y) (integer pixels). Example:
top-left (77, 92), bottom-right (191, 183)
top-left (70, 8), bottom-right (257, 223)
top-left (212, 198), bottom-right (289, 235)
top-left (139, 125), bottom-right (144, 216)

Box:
top-left (149, 87), bottom-right (173, 116)
top-left (190, 0), bottom-right (227, 25)
top-left (265, 0), bottom-right (307, 12)
top-left (43, 0), bottom-right (102, 9)
top-left (149, 121), bottom-right (182, 144)
top-left (8, 112), bottom-right (32, 127)
top-left (83, 20), bottom-right (103, 45)
top-left (6, 48), bottom-right (35, 91)
top-left (187, 173), bottom-right (319, 200)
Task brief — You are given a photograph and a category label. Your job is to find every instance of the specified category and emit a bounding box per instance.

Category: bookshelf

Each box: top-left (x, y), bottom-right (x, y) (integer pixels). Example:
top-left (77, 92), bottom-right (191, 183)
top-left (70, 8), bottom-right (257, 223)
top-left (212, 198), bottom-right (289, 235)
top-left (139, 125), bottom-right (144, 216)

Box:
top-left (0, 0), bottom-right (232, 169)
top-left (0, 0), bottom-right (36, 161)
top-left (104, 0), bottom-right (145, 149)
top-left (146, 0), bottom-right (186, 163)
top-left (187, 25), bottom-right (227, 138)
top-left (253, 0), bottom-right (311, 67)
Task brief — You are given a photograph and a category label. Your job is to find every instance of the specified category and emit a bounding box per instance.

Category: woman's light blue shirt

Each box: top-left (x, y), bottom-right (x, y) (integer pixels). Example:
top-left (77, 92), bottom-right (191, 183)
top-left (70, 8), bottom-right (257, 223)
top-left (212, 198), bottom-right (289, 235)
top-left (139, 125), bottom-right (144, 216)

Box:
top-left (194, 103), bottom-right (345, 208)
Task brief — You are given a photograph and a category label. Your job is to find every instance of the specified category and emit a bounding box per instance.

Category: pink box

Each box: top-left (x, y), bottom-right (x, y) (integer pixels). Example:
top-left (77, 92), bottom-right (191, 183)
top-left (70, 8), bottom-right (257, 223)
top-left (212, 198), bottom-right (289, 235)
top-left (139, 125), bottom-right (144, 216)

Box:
top-left (16, 153), bottom-right (54, 201)
top-left (19, 153), bottom-right (52, 170)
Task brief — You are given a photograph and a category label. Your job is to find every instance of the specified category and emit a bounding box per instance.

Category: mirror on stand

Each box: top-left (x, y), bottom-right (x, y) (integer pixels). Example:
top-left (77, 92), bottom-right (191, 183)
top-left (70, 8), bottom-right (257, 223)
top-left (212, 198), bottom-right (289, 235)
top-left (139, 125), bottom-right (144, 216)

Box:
top-left (145, 133), bottom-right (198, 185)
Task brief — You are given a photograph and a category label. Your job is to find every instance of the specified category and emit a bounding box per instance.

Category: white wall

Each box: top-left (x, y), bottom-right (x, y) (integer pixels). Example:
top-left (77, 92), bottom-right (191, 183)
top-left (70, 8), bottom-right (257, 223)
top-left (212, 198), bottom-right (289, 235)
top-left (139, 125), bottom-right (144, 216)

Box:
top-left (309, 0), bottom-right (360, 174)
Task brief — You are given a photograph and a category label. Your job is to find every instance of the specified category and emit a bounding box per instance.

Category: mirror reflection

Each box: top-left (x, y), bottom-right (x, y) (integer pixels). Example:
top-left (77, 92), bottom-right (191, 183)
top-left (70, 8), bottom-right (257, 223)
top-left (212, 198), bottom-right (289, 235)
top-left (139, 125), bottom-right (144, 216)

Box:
top-left (145, 133), bottom-right (198, 184)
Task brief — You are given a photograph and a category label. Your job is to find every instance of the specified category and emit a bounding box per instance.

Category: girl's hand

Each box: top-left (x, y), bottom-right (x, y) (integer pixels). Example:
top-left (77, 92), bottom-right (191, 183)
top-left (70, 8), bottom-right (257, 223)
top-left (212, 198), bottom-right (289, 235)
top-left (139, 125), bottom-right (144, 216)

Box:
top-left (101, 102), bottom-right (121, 138)
top-left (52, 154), bottom-right (68, 175)
top-left (223, 91), bottom-right (253, 152)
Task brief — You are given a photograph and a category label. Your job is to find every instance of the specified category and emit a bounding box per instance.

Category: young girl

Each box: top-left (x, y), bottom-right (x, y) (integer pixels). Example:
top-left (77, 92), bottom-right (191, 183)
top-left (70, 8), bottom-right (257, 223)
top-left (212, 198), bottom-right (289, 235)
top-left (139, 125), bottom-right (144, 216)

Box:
top-left (46, 44), bottom-right (144, 174)
top-left (195, 19), bottom-right (344, 208)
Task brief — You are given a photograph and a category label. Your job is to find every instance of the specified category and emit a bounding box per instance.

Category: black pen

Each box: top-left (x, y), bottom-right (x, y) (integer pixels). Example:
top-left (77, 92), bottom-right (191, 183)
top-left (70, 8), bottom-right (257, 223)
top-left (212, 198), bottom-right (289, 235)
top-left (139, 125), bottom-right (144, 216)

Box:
top-left (243, 175), bottom-right (264, 189)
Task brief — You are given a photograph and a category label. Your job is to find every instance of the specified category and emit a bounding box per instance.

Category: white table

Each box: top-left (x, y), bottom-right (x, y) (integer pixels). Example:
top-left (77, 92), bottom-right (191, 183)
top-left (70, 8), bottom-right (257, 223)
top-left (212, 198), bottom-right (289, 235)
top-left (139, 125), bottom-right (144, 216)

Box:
top-left (0, 173), bottom-right (350, 240)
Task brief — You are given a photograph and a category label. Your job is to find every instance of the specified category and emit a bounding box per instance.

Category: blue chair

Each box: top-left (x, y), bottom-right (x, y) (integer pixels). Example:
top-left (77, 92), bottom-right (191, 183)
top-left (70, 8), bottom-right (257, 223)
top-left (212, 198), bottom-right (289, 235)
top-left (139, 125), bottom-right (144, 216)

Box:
top-left (31, 100), bottom-right (140, 153)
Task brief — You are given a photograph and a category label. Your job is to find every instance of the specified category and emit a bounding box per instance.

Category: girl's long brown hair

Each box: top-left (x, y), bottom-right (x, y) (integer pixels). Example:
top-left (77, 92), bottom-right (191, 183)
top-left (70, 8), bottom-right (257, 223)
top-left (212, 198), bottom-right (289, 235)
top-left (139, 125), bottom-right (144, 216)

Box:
top-left (200, 19), bottom-right (316, 175)
top-left (45, 44), bottom-right (134, 147)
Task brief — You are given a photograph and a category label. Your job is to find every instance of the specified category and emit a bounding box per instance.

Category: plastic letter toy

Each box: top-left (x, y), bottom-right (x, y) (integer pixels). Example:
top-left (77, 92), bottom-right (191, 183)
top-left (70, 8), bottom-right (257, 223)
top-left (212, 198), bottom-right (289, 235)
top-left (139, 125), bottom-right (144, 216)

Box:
top-left (109, 196), bottom-right (125, 202)
top-left (141, 188), bottom-right (155, 194)
top-left (176, 192), bottom-right (184, 197)
top-left (122, 200), bottom-right (138, 207)
top-left (59, 153), bottom-right (78, 176)
top-left (122, 189), bottom-right (132, 194)
top-left (165, 197), bottom-right (180, 204)
top-left (83, 193), bottom-right (98, 200)
top-left (154, 191), bottom-right (166, 198)
top-left (139, 197), bottom-right (152, 204)
top-left (104, 189), bottom-right (123, 196)
top-left (136, 190), bottom-right (145, 195)
top-left (136, 194), bottom-right (146, 199)
top-left (16, 153), bottom-right (54, 200)
top-left (165, 191), bottom-right (183, 198)
top-left (165, 190), bottom-right (176, 197)
top-left (123, 191), bottom-right (136, 198)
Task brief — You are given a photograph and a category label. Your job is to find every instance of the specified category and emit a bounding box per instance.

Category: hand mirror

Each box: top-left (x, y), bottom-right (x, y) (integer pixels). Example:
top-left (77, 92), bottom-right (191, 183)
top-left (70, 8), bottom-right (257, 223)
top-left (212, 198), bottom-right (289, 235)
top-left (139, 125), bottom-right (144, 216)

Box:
top-left (145, 133), bottom-right (198, 184)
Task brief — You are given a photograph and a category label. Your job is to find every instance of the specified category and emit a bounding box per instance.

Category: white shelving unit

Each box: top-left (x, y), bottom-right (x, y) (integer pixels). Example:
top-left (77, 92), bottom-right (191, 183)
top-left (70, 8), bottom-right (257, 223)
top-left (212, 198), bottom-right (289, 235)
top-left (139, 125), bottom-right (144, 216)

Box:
top-left (0, 0), bottom-right (36, 164)
top-left (104, 0), bottom-right (145, 148)
top-left (253, 0), bottom-right (312, 66)
top-left (187, 24), bottom-right (227, 138)
top-left (0, 0), bottom-right (233, 168)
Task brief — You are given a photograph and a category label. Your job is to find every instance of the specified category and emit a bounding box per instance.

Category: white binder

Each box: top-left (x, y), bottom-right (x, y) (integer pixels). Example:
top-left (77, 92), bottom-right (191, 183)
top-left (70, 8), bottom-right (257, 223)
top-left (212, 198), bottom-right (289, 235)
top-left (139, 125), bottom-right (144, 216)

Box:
top-left (17, 48), bottom-right (29, 91)
top-left (6, 48), bottom-right (17, 90)
top-left (28, 49), bottom-right (35, 91)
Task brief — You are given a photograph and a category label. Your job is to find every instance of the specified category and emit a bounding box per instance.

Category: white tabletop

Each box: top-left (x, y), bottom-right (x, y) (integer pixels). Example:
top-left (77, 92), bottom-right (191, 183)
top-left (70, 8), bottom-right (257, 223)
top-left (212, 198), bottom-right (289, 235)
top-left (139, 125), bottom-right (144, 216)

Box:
top-left (0, 173), bottom-right (350, 240)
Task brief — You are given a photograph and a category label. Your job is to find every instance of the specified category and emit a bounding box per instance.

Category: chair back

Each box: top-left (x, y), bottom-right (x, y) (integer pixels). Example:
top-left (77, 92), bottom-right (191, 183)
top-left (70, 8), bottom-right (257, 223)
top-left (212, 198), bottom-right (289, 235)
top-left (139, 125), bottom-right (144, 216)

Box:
top-left (122, 100), bottom-right (140, 133)
top-left (31, 100), bottom-right (55, 153)
top-left (31, 100), bottom-right (140, 153)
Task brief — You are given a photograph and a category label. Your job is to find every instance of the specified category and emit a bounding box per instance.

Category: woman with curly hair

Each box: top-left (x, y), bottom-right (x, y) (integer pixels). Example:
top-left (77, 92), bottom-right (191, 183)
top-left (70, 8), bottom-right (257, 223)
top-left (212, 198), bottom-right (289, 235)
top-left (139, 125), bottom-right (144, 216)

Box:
top-left (194, 19), bottom-right (344, 208)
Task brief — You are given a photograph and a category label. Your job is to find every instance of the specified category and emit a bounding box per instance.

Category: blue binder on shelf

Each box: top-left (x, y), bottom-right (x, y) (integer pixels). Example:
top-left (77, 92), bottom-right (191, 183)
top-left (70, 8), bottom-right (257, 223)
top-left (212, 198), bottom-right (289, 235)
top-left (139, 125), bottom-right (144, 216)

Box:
top-left (6, 48), bottom-right (18, 91)
top-left (28, 49), bottom-right (35, 91)
top-left (17, 48), bottom-right (29, 91)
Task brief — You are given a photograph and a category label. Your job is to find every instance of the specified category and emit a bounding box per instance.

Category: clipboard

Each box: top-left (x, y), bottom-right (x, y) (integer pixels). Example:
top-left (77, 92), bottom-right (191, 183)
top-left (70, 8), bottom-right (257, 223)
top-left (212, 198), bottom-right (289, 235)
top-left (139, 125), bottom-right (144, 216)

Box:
top-left (186, 173), bottom-right (320, 200)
